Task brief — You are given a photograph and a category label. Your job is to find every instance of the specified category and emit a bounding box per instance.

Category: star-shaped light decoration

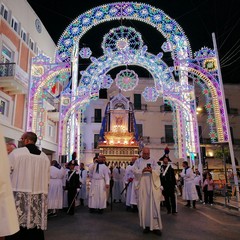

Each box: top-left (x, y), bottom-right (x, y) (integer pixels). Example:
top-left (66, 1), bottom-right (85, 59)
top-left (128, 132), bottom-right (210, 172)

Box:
top-left (79, 47), bottom-right (92, 59)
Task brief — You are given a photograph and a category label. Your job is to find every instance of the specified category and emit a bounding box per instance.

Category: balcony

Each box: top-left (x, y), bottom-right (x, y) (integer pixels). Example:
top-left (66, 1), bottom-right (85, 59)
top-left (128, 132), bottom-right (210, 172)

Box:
top-left (161, 137), bottom-right (174, 144)
top-left (200, 138), bottom-right (212, 144)
top-left (0, 63), bottom-right (28, 95)
top-left (134, 104), bottom-right (148, 111)
top-left (233, 139), bottom-right (240, 145)
top-left (228, 108), bottom-right (239, 116)
top-left (160, 105), bottom-right (172, 112)
top-left (91, 117), bottom-right (102, 123)
top-left (142, 136), bottom-right (150, 144)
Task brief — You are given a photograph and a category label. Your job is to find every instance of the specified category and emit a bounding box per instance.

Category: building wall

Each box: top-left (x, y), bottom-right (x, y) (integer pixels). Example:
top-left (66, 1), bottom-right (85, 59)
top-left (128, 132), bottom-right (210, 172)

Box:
top-left (81, 79), bottom-right (240, 170)
top-left (0, 0), bottom-right (57, 157)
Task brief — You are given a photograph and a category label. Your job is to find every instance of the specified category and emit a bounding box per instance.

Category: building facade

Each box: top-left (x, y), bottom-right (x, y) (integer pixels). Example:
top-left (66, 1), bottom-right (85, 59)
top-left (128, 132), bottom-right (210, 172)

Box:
top-left (81, 79), bottom-right (240, 171)
top-left (0, 0), bottom-right (58, 160)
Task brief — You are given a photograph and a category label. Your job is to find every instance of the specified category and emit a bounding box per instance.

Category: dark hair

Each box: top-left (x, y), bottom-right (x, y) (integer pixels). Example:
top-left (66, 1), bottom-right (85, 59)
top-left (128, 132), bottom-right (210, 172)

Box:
top-left (24, 132), bottom-right (38, 143)
top-left (183, 161), bottom-right (188, 166)
top-left (72, 152), bottom-right (77, 160)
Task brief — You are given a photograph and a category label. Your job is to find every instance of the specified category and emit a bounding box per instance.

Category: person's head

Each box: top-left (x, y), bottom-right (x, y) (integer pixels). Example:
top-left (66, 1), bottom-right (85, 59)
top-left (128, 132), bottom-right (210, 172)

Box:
top-left (130, 156), bottom-right (137, 165)
top-left (195, 169), bottom-right (200, 175)
top-left (182, 161), bottom-right (188, 168)
top-left (80, 162), bottom-right (84, 169)
top-left (6, 142), bottom-right (17, 154)
top-left (163, 156), bottom-right (170, 165)
top-left (68, 160), bottom-right (78, 170)
top-left (206, 172), bottom-right (212, 179)
top-left (142, 147), bottom-right (150, 160)
top-left (51, 160), bottom-right (58, 166)
top-left (20, 132), bottom-right (38, 146)
top-left (93, 156), bottom-right (98, 163)
top-left (72, 152), bottom-right (77, 160)
top-left (98, 154), bottom-right (105, 163)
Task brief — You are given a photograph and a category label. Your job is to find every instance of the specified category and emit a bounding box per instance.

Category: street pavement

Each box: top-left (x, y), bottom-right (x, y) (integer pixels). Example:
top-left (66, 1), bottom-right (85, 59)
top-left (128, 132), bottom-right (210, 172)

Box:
top-left (45, 197), bottom-right (240, 240)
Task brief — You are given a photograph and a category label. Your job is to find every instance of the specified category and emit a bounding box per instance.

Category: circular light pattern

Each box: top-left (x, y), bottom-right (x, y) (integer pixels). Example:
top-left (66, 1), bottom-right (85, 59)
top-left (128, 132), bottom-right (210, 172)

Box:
top-left (142, 87), bottom-right (159, 102)
top-left (115, 69), bottom-right (139, 91)
top-left (102, 26), bottom-right (143, 54)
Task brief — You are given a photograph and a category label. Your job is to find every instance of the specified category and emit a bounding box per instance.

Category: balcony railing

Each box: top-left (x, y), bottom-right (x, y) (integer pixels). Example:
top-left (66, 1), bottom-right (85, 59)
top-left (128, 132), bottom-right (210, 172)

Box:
top-left (0, 62), bottom-right (15, 77)
top-left (200, 138), bottom-right (212, 144)
top-left (161, 137), bottom-right (174, 144)
top-left (142, 136), bottom-right (150, 144)
top-left (0, 62), bottom-right (28, 94)
top-left (91, 117), bottom-right (102, 123)
top-left (228, 108), bottom-right (239, 115)
top-left (160, 105), bottom-right (172, 112)
top-left (134, 104), bottom-right (148, 111)
top-left (233, 139), bottom-right (240, 145)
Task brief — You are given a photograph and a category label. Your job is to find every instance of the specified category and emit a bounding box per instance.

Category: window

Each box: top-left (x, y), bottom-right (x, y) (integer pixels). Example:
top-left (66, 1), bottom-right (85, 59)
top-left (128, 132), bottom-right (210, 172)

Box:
top-left (230, 127), bottom-right (234, 144)
top-left (0, 97), bottom-right (9, 116)
top-left (94, 109), bottom-right (102, 123)
top-left (29, 38), bottom-right (34, 51)
top-left (99, 89), bottom-right (107, 99)
top-left (165, 125), bottom-right (174, 143)
top-left (225, 98), bottom-right (230, 114)
top-left (136, 124), bottom-right (143, 138)
top-left (20, 29), bottom-right (27, 42)
top-left (94, 134), bottom-right (99, 149)
top-left (0, 4), bottom-right (9, 21)
top-left (48, 125), bottom-right (54, 137)
top-left (134, 94), bottom-right (141, 110)
top-left (0, 45), bottom-right (13, 76)
top-left (1, 45), bottom-right (13, 62)
top-left (11, 17), bottom-right (19, 32)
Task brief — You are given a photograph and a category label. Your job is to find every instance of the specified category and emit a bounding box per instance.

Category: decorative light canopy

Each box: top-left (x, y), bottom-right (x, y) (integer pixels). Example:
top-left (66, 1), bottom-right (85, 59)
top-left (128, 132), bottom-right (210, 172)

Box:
top-left (102, 26), bottom-right (143, 54)
top-left (56, 2), bottom-right (192, 62)
top-left (115, 69), bottom-right (139, 92)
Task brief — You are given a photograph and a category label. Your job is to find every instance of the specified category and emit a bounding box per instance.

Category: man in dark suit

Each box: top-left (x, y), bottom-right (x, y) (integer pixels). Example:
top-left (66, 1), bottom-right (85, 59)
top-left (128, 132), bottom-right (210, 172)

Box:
top-left (160, 156), bottom-right (177, 215)
top-left (66, 160), bottom-right (80, 215)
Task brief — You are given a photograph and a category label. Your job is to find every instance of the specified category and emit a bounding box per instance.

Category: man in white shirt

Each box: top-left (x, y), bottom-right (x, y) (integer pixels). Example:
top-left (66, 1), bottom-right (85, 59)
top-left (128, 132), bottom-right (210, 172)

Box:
top-left (7, 132), bottom-right (50, 240)
top-left (133, 147), bottom-right (162, 236)
top-left (88, 154), bottom-right (110, 214)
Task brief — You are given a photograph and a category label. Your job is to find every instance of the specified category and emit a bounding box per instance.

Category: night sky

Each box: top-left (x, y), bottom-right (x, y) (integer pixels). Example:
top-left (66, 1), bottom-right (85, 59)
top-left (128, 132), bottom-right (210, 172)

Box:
top-left (27, 0), bottom-right (240, 84)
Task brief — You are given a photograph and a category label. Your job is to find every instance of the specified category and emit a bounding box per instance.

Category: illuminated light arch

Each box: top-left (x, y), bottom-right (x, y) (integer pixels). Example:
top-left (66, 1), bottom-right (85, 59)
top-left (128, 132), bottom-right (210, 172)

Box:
top-left (175, 64), bottom-right (228, 142)
top-left (59, 95), bottom-right (91, 156)
top-left (28, 61), bottom-right (71, 142)
top-left (79, 50), bottom-right (174, 95)
top-left (56, 2), bottom-right (192, 63)
top-left (27, 4), bottom-right (231, 165)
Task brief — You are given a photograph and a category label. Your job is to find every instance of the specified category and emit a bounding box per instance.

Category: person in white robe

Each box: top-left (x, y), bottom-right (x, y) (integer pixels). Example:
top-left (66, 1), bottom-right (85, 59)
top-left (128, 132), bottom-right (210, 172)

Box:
top-left (88, 154), bottom-right (110, 214)
top-left (180, 161), bottom-right (198, 208)
top-left (48, 160), bottom-right (65, 214)
top-left (124, 156), bottom-right (137, 211)
top-left (7, 132), bottom-right (50, 240)
top-left (78, 163), bottom-right (88, 206)
top-left (0, 128), bottom-right (19, 238)
top-left (133, 147), bottom-right (162, 236)
top-left (112, 164), bottom-right (125, 203)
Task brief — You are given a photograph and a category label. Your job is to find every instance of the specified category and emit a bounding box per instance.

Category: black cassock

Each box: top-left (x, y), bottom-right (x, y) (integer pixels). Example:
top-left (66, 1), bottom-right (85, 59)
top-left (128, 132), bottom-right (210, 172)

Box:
top-left (66, 170), bottom-right (80, 215)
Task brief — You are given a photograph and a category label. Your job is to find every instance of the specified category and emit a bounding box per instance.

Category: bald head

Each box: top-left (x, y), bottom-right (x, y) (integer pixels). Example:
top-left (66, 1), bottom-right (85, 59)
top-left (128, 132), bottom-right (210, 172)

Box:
top-left (142, 147), bottom-right (150, 160)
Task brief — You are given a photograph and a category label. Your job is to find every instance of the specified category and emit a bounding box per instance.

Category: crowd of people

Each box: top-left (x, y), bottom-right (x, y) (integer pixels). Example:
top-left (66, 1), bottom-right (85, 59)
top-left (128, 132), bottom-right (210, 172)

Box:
top-left (1, 130), bottom-right (221, 239)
